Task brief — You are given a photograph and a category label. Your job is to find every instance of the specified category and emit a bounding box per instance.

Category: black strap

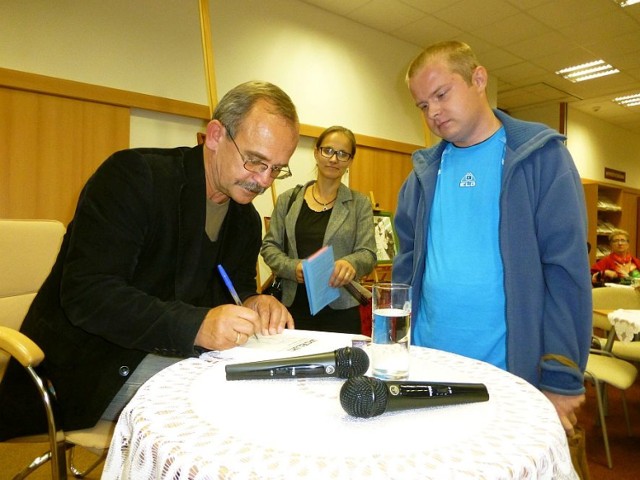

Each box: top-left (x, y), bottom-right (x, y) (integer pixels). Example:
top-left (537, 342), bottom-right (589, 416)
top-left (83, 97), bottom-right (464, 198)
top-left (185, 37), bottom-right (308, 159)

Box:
top-left (282, 185), bottom-right (303, 255)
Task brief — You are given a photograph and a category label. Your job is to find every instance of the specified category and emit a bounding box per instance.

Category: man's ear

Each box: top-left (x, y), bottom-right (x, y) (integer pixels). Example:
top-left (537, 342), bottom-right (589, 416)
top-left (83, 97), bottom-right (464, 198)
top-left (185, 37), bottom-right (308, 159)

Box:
top-left (204, 119), bottom-right (225, 150)
top-left (472, 66), bottom-right (488, 90)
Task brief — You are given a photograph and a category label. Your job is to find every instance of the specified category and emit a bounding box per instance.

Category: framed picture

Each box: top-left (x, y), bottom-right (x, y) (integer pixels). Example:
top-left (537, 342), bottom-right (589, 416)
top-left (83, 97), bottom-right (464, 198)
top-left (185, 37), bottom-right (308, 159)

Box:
top-left (373, 211), bottom-right (398, 265)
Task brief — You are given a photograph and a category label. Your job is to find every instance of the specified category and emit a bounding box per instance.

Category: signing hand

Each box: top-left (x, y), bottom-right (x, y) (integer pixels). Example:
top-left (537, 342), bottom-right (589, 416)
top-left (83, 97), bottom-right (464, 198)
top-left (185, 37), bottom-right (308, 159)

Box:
top-left (195, 304), bottom-right (261, 350)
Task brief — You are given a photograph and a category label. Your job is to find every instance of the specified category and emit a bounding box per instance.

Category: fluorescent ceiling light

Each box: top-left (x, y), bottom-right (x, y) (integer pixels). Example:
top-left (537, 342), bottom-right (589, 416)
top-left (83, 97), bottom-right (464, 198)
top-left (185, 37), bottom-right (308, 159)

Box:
top-left (555, 60), bottom-right (619, 83)
top-left (613, 93), bottom-right (640, 107)
top-left (612, 0), bottom-right (640, 7)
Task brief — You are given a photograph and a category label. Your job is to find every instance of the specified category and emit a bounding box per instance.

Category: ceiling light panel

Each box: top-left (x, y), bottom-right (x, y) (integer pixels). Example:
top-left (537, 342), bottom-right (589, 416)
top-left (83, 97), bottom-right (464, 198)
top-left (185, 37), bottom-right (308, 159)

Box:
top-left (556, 60), bottom-right (619, 83)
top-left (612, 0), bottom-right (640, 7)
top-left (613, 93), bottom-right (640, 107)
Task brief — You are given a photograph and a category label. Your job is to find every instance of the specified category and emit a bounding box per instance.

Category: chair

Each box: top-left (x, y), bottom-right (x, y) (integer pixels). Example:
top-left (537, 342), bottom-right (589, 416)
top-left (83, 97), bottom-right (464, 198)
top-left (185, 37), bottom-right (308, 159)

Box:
top-left (584, 349), bottom-right (637, 469)
top-left (0, 219), bottom-right (114, 479)
top-left (591, 286), bottom-right (640, 361)
top-left (587, 286), bottom-right (640, 469)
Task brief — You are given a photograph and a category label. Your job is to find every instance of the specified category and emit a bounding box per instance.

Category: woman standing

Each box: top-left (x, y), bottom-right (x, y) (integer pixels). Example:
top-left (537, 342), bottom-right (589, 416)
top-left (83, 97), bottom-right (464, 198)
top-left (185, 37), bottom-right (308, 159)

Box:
top-left (591, 229), bottom-right (640, 285)
top-left (261, 126), bottom-right (376, 333)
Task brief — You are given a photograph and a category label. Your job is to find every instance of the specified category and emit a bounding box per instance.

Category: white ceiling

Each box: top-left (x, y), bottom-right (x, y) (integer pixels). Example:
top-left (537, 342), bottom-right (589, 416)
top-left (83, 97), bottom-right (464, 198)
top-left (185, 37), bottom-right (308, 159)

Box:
top-left (298, 0), bottom-right (640, 133)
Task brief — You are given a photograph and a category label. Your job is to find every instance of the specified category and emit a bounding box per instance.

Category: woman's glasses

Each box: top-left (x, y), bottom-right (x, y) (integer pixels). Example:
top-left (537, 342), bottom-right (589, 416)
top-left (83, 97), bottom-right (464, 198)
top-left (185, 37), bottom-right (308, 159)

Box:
top-left (318, 146), bottom-right (353, 162)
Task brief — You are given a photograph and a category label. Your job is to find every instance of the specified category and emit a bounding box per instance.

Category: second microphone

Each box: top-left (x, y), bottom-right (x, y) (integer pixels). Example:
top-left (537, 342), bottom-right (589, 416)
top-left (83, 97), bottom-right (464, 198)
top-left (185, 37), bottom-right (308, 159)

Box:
top-left (225, 346), bottom-right (369, 380)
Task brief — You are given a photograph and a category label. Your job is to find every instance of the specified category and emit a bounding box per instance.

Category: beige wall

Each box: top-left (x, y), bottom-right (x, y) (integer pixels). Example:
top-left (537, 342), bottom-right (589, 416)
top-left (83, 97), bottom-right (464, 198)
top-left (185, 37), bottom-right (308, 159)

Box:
top-left (3, 0), bottom-right (640, 280)
top-left (567, 109), bottom-right (640, 189)
top-left (509, 104), bottom-right (640, 190)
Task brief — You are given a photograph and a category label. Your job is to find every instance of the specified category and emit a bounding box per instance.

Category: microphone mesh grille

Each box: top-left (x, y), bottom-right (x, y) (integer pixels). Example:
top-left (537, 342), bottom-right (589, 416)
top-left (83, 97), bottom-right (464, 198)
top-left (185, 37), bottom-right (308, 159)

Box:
top-left (339, 376), bottom-right (388, 418)
top-left (334, 347), bottom-right (369, 378)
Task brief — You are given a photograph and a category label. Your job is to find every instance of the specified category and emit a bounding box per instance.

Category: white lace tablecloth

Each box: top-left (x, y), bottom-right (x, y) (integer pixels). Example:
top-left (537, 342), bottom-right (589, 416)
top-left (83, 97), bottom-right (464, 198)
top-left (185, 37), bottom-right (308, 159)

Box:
top-left (102, 332), bottom-right (576, 480)
top-left (608, 309), bottom-right (640, 342)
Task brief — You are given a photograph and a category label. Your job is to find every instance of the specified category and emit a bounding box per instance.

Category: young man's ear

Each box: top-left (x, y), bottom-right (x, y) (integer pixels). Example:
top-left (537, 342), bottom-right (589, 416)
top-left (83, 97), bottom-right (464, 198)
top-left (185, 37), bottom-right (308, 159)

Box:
top-left (472, 66), bottom-right (489, 89)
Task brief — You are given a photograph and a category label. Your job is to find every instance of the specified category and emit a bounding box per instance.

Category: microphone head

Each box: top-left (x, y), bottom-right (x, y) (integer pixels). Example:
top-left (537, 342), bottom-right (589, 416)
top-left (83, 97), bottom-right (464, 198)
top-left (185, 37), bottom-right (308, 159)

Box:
top-left (340, 376), bottom-right (388, 418)
top-left (335, 347), bottom-right (370, 378)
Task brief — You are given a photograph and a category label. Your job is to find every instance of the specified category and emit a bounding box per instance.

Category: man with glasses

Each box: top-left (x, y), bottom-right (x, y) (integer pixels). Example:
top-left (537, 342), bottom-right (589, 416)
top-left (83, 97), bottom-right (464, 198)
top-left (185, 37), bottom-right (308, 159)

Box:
top-left (0, 81), bottom-right (300, 439)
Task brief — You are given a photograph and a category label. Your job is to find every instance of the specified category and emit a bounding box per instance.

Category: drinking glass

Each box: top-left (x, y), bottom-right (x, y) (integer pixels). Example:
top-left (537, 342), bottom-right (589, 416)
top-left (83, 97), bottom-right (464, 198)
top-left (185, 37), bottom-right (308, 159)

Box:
top-left (371, 283), bottom-right (411, 380)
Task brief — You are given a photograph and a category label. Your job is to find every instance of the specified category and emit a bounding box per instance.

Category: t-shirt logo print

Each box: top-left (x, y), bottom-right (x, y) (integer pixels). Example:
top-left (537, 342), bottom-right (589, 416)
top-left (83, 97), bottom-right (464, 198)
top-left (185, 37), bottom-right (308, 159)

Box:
top-left (459, 172), bottom-right (476, 187)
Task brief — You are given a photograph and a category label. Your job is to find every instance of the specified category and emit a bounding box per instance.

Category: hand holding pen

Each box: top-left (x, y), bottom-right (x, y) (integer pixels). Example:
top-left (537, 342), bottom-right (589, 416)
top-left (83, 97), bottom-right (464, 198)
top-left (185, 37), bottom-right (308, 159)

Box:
top-left (217, 264), bottom-right (260, 342)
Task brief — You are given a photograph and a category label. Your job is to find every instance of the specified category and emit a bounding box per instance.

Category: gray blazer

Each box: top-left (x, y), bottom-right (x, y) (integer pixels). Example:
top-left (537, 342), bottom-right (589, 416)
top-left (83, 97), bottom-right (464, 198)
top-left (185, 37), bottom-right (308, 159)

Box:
top-left (261, 181), bottom-right (376, 308)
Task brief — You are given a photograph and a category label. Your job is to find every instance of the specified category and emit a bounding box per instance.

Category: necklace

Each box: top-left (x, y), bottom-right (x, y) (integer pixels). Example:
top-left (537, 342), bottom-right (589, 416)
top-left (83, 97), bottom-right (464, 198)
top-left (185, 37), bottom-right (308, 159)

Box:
top-left (311, 184), bottom-right (337, 211)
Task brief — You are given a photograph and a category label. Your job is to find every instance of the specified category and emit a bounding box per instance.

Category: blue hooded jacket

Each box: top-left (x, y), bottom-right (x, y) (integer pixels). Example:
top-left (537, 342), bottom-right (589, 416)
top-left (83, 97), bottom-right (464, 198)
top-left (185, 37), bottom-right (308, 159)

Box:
top-left (393, 109), bottom-right (592, 395)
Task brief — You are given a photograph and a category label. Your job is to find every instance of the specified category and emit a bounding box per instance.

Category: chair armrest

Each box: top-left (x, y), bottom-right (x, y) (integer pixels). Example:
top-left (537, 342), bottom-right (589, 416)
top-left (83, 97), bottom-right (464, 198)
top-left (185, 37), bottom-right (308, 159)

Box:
top-left (0, 326), bottom-right (45, 367)
top-left (589, 347), bottom-right (616, 358)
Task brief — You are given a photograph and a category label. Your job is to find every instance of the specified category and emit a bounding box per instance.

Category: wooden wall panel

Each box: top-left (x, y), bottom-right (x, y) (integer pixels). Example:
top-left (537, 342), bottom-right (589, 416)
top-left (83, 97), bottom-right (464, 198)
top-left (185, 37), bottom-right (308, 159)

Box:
top-left (621, 191), bottom-right (638, 257)
top-left (0, 87), bottom-right (129, 224)
top-left (349, 145), bottom-right (414, 214)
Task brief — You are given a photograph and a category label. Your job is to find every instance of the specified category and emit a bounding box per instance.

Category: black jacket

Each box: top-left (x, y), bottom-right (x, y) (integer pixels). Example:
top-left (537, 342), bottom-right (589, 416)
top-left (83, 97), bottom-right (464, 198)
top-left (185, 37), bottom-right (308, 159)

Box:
top-left (0, 145), bottom-right (261, 438)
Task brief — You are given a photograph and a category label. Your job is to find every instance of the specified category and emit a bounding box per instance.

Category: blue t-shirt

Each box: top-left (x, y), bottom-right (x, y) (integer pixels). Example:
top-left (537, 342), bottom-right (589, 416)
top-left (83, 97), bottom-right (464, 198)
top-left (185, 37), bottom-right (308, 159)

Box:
top-left (414, 127), bottom-right (507, 369)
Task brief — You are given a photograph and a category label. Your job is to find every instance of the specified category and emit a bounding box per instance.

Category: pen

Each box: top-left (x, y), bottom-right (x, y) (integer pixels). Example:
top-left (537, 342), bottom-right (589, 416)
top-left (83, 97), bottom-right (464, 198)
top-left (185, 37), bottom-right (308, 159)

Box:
top-left (217, 264), bottom-right (259, 341)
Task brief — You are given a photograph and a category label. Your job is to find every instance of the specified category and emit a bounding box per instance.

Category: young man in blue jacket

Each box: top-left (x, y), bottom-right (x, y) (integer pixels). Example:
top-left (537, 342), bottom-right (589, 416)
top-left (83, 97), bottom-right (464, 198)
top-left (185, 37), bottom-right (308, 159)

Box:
top-left (394, 41), bottom-right (592, 435)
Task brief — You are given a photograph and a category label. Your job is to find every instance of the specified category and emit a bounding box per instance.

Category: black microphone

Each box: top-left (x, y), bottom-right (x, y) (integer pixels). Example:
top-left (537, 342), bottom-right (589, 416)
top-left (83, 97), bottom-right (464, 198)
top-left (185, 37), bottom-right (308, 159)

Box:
top-left (340, 376), bottom-right (489, 418)
top-left (225, 347), bottom-right (369, 380)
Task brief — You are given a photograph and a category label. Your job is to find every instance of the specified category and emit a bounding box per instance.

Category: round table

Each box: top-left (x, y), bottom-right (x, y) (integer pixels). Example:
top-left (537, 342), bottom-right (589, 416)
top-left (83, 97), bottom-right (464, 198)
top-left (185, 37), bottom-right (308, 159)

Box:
top-left (608, 309), bottom-right (640, 342)
top-left (102, 333), bottom-right (576, 479)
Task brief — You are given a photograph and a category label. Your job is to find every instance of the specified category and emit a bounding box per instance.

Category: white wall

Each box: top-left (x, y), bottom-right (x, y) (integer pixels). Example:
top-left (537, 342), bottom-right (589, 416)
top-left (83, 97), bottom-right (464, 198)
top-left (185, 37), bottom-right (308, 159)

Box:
top-left (4, 0), bottom-right (640, 281)
top-left (0, 0), bottom-right (207, 104)
top-left (211, 0), bottom-right (423, 145)
top-left (567, 109), bottom-right (640, 188)
top-left (509, 104), bottom-right (640, 189)
top-left (1, 0), bottom-right (423, 199)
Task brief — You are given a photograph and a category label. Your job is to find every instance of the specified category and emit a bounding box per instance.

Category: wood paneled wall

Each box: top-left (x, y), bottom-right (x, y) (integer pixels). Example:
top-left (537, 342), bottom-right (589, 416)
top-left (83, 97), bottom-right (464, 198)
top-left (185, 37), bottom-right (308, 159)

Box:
top-left (1, 68), bottom-right (422, 227)
top-left (349, 145), bottom-right (414, 214)
top-left (0, 87), bottom-right (130, 225)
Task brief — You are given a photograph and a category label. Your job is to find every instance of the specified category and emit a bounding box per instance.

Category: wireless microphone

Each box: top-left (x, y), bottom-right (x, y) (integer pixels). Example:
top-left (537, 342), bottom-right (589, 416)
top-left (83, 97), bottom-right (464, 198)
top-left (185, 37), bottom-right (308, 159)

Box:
top-left (225, 347), bottom-right (369, 380)
top-left (340, 376), bottom-right (489, 418)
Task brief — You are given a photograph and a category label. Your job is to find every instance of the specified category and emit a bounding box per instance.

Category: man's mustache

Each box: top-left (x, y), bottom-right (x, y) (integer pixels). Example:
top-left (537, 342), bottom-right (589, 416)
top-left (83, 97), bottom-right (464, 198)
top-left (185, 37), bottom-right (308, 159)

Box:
top-left (236, 181), bottom-right (266, 195)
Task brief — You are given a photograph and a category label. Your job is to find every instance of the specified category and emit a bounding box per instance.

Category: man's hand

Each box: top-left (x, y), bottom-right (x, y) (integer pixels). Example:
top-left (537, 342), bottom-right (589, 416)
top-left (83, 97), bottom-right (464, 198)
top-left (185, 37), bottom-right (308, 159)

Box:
top-left (194, 295), bottom-right (294, 351)
top-left (543, 391), bottom-right (585, 436)
top-left (243, 294), bottom-right (294, 335)
top-left (195, 304), bottom-right (262, 351)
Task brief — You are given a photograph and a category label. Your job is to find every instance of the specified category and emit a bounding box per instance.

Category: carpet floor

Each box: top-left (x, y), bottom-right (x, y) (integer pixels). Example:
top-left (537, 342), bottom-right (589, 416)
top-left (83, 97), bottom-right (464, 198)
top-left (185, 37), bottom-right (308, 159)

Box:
top-left (579, 370), bottom-right (640, 480)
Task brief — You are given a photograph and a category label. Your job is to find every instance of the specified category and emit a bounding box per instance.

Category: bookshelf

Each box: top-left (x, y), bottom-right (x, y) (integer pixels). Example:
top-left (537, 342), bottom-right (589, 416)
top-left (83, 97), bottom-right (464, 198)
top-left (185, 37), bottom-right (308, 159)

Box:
top-left (582, 180), bottom-right (640, 265)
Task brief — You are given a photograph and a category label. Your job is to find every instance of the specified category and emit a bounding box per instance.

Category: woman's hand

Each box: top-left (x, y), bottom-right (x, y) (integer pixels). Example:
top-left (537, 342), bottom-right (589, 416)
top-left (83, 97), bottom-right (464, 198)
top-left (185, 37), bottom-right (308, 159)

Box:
top-left (329, 259), bottom-right (355, 287)
top-left (604, 269), bottom-right (618, 279)
top-left (295, 261), bottom-right (305, 283)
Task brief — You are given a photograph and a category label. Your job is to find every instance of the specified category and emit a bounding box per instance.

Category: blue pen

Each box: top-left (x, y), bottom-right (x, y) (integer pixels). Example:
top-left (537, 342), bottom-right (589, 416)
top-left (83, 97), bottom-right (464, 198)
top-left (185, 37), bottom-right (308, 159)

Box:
top-left (217, 264), bottom-right (259, 341)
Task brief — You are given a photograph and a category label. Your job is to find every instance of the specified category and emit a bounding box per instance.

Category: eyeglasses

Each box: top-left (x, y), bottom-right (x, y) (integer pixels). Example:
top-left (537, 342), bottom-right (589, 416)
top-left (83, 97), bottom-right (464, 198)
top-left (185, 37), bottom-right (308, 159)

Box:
top-left (318, 146), bottom-right (353, 162)
top-left (224, 125), bottom-right (292, 180)
top-left (612, 238), bottom-right (629, 244)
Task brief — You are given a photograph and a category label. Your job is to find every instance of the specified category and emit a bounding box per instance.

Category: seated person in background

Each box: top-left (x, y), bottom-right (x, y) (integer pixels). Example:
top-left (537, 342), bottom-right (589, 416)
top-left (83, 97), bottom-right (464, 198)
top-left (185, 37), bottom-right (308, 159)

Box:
top-left (0, 81), bottom-right (299, 440)
top-left (591, 229), bottom-right (640, 285)
top-left (261, 125), bottom-right (376, 334)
